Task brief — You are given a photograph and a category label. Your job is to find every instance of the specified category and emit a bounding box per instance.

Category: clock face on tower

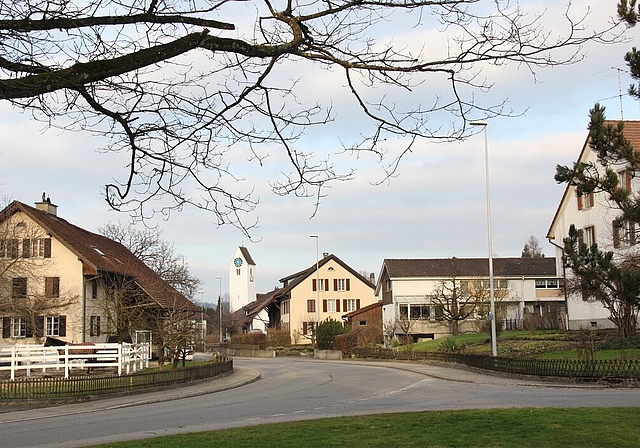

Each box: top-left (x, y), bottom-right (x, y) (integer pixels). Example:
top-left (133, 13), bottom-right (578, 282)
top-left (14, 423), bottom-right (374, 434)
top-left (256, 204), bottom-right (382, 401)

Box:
top-left (234, 257), bottom-right (243, 268)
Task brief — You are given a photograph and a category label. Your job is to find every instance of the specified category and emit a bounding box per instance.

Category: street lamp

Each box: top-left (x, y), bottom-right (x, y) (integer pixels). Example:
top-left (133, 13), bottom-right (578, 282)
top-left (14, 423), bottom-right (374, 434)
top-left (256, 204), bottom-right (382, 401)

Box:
top-left (216, 276), bottom-right (223, 344)
top-left (470, 120), bottom-right (498, 358)
top-left (199, 290), bottom-right (206, 349)
top-left (309, 235), bottom-right (320, 340)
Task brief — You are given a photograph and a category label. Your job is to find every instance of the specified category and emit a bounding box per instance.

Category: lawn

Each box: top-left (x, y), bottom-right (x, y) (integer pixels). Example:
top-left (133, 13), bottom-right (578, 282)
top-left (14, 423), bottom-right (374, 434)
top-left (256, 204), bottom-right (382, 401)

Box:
top-left (92, 407), bottom-right (640, 448)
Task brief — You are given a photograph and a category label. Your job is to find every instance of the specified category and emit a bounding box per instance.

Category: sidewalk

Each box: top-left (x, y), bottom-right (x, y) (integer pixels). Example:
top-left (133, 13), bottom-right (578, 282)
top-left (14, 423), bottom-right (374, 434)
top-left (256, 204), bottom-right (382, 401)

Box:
top-left (0, 366), bottom-right (261, 423)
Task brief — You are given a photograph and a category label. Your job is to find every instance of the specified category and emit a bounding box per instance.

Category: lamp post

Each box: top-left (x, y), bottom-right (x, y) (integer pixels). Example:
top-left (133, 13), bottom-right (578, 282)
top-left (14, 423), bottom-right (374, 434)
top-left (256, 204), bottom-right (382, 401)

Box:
top-left (199, 290), bottom-right (205, 350)
top-left (470, 120), bottom-right (498, 358)
top-left (309, 234), bottom-right (320, 342)
top-left (216, 276), bottom-right (223, 344)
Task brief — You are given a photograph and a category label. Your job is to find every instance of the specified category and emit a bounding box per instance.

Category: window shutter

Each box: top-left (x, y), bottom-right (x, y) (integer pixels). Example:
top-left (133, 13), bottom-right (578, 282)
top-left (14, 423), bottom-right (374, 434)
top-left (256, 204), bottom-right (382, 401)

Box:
top-left (346, 279), bottom-right (350, 291)
top-left (343, 299), bottom-right (347, 312)
top-left (333, 279), bottom-right (338, 291)
top-left (356, 299), bottom-right (361, 310)
top-left (59, 316), bottom-right (66, 337)
top-left (25, 320), bottom-right (33, 338)
top-left (22, 239), bottom-right (30, 258)
top-left (336, 300), bottom-right (341, 312)
top-left (303, 322), bottom-right (308, 335)
top-left (578, 228), bottom-right (584, 251)
top-left (323, 300), bottom-right (327, 313)
top-left (626, 168), bottom-right (632, 191)
top-left (613, 221), bottom-right (621, 248)
top-left (35, 316), bottom-right (44, 338)
top-left (44, 238), bottom-right (51, 258)
top-left (9, 239), bottom-right (18, 258)
top-left (312, 279), bottom-right (317, 291)
top-left (2, 318), bottom-right (9, 338)
top-left (325, 279), bottom-right (329, 291)
top-left (577, 193), bottom-right (583, 210)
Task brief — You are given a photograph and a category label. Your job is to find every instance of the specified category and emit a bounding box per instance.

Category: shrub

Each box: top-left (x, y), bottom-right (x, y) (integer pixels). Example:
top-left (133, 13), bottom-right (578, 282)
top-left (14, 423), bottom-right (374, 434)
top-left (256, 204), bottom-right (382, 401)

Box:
top-left (316, 318), bottom-right (348, 349)
top-left (439, 336), bottom-right (466, 353)
top-left (230, 332), bottom-right (268, 349)
top-left (267, 329), bottom-right (292, 347)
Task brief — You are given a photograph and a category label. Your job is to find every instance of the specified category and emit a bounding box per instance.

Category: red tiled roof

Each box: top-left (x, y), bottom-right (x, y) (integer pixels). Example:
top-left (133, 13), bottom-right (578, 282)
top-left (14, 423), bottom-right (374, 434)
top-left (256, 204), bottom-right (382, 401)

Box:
top-left (0, 201), bottom-right (198, 312)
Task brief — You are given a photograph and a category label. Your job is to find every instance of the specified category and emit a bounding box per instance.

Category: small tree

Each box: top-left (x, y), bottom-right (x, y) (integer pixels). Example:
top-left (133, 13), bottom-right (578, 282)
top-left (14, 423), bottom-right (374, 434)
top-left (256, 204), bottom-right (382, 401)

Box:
top-left (316, 318), bottom-right (348, 350)
top-left (430, 277), bottom-right (487, 336)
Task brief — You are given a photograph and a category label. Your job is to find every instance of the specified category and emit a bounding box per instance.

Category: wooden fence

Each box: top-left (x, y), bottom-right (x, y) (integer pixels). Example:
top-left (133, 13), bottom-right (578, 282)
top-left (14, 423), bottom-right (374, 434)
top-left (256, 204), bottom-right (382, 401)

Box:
top-left (0, 358), bottom-right (233, 400)
top-left (353, 348), bottom-right (640, 382)
top-left (0, 343), bottom-right (150, 380)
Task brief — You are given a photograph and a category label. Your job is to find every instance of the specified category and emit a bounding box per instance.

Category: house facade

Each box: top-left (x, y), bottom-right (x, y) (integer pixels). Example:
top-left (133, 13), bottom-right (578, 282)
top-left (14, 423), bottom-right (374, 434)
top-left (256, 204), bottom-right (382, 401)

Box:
top-left (275, 253), bottom-right (377, 345)
top-left (0, 199), bottom-right (200, 346)
top-left (547, 120), bottom-right (640, 331)
top-left (377, 258), bottom-right (564, 340)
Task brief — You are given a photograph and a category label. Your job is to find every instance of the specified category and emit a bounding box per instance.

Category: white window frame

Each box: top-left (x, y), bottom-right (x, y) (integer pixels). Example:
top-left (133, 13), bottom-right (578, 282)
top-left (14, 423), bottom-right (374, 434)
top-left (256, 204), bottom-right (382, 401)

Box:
top-left (346, 299), bottom-right (357, 312)
top-left (45, 316), bottom-right (60, 336)
top-left (11, 317), bottom-right (26, 338)
top-left (327, 299), bottom-right (336, 312)
top-left (336, 279), bottom-right (347, 291)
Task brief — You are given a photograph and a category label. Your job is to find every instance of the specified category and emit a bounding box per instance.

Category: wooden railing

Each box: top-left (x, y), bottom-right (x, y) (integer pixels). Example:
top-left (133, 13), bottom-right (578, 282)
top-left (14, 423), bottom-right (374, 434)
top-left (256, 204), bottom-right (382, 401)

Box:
top-left (0, 358), bottom-right (233, 400)
top-left (352, 348), bottom-right (640, 382)
top-left (0, 343), bottom-right (150, 380)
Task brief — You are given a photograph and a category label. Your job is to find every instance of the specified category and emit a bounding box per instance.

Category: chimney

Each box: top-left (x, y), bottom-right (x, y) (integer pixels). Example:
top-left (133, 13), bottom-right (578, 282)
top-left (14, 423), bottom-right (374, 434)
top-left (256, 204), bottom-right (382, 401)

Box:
top-left (35, 192), bottom-right (58, 216)
top-left (323, 252), bottom-right (329, 258)
top-left (369, 273), bottom-right (375, 284)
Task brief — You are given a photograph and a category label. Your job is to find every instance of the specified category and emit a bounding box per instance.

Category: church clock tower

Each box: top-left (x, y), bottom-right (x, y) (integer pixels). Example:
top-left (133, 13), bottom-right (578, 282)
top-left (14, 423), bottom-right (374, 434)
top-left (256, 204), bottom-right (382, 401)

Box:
top-left (228, 246), bottom-right (257, 313)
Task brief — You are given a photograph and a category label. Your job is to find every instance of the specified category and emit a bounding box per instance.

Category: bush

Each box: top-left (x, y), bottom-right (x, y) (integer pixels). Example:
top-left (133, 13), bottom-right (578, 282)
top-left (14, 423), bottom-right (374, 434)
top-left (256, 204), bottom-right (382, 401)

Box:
top-left (316, 318), bottom-right (348, 349)
top-left (267, 329), bottom-right (292, 347)
top-left (439, 336), bottom-right (466, 353)
top-left (230, 332), bottom-right (268, 349)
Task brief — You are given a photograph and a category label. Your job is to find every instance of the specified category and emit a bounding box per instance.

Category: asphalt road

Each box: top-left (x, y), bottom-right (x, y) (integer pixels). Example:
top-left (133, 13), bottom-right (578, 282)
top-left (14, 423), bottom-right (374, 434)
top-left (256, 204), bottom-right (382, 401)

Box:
top-left (0, 357), bottom-right (639, 448)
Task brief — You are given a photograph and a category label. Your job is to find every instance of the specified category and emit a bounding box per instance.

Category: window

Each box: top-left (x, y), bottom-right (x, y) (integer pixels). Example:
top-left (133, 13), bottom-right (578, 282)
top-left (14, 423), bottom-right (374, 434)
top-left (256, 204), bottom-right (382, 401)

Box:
top-left (45, 316), bottom-right (61, 336)
top-left (302, 321), bottom-right (315, 336)
top-left (618, 168), bottom-right (631, 192)
top-left (45, 277), bottom-right (60, 298)
top-left (90, 316), bottom-right (101, 337)
top-left (30, 238), bottom-right (51, 258)
top-left (12, 278), bottom-right (27, 299)
top-left (535, 279), bottom-right (561, 289)
top-left (578, 226), bottom-right (596, 251)
top-left (335, 279), bottom-right (350, 291)
top-left (613, 220), bottom-right (637, 248)
top-left (312, 278), bottom-right (328, 291)
top-left (346, 299), bottom-right (357, 312)
top-left (0, 239), bottom-right (18, 258)
top-left (359, 320), bottom-right (367, 326)
top-left (281, 300), bottom-right (289, 315)
top-left (577, 191), bottom-right (595, 210)
top-left (399, 304), bottom-right (409, 320)
top-left (307, 299), bottom-right (316, 313)
top-left (325, 299), bottom-right (337, 312)
top-left (92, 280), bottom-right (98, 299)
top-left (11, 317), bottom-right (26, 338)
top-left (410, 305), bottom-right (430, 320)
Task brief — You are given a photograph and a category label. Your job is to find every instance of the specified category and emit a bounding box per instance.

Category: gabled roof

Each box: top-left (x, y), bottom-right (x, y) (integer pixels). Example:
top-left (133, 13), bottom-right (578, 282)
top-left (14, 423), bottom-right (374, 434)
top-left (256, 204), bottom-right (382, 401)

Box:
top-left (275, 253), bottom-right (375, 299)
top-left (342, 300), bottom-right (382, 319)
top-left (381, 258), bottom-right (556, 279)
top-left (231, 288), bottom-right (279, 325)
top-left (547, 120), bottom-right (640, 240)
top-left (0, 200), bottom-right (198, 312)
top-left (239, 246), bottom-right (256, 266)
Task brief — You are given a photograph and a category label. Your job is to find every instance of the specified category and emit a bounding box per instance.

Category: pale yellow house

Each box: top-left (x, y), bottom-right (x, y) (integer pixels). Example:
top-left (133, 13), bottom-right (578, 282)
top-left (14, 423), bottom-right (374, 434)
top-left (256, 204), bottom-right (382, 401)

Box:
top-left (275, 253), bottom-right (377, 345)
top-left (0, 199), bottom-right (199, 346)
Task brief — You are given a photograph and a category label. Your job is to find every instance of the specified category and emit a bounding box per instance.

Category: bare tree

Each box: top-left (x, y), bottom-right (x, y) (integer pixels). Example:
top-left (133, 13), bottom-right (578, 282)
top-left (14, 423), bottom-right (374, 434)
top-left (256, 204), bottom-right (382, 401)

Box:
top-left (382, 319), bottom-right (399, 348)
top-left (99, 222), bottom-right (201, 299)
top-left (430, 277), bottom-right (488, 336)
top-left (521, 235), bottom-right (545, 258)
top-left (0, 1), bottom-right (623, 233)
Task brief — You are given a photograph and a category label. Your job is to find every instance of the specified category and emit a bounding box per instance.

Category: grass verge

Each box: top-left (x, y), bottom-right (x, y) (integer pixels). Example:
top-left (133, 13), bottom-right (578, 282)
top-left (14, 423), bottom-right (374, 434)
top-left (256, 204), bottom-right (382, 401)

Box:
top-left (92, 407), bottom-right (640, 448)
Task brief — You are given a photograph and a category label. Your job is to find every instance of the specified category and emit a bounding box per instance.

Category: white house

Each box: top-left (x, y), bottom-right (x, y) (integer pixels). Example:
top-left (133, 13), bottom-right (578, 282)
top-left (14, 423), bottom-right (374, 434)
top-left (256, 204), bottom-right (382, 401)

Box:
top-left (546, 119), bottom-right (640, 331)
top-left (377, 258), bottom-right (564, 340)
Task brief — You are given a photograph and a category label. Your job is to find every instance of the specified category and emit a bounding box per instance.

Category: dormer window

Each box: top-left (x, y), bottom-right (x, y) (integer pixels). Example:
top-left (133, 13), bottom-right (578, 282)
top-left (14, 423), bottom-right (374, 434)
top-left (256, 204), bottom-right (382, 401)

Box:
top-left (92, 245), bottom-right (106, 257)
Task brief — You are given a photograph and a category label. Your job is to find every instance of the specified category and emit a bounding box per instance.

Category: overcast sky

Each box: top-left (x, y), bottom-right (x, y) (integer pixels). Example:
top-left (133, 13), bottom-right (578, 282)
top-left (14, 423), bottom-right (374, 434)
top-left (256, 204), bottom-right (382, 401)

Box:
top-left (1, 1), bottom-right (640, 304)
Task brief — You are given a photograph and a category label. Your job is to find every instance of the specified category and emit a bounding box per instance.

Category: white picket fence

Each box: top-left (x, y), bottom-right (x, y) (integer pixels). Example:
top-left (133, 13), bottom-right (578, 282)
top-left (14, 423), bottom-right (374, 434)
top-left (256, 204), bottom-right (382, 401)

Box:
top-left (0, 343), bottom-right (150, 380)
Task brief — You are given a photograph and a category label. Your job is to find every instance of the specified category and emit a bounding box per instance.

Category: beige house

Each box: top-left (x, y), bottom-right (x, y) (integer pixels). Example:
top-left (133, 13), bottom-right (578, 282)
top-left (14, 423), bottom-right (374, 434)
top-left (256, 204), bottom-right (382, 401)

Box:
top-left (0, 199), bottom-right (200, 346)
top-left (377, 258), bottom-right (564, 340)
top-left (275, 253), bottom-right (377, 345)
